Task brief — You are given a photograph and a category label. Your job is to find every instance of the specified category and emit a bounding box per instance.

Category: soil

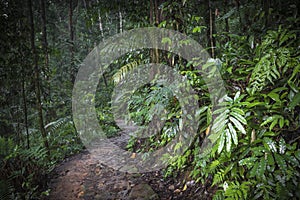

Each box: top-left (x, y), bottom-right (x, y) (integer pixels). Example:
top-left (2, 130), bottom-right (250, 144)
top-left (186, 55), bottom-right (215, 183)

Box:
top-left (47, 123), bottom-right (215, 200)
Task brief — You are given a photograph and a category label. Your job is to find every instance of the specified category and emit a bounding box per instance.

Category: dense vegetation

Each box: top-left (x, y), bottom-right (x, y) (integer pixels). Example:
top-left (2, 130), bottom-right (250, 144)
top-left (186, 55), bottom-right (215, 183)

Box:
top-left (0, 0), bottom-right (299, 199)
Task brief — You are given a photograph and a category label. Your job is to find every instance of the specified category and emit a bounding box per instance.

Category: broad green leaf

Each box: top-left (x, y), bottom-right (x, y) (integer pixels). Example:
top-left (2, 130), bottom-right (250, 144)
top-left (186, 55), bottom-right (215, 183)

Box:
top-left (224, 95), bottom-right (233, 102)
top-left (269, 117), bottom-right (278, 131)
top-left (234, 91), bottom-right (241, 101)
top-left (283, 154), bottom-right (299, 166)
top-left (263, 137), bottom-right (277, 153)
top-left (250, 162), bottom-right (258, 178)
top-left (244, 101), bottom-right (265, 108)
top-left (192, 26), bottom-right (205, 33)
top-left (274, 154), bottom-right (287, 171)
top-left (289, 92), bottom-right (300, 108)
top-left (231, 107), bottom-right (245, 115)
top-left (225, 129), bottom-right (232, 152)
top-left (228, 122), bottom-right (238, 145)
top-left (261, 116), bottom-right (274, 126)
top-left (212, 113), bottom-right (228, 132)
top-left (213, 110), bottom-right (228, 126)
top-left (279, 117), bottom-right (284, 128)
top-left (213, 120), bottom-right (227, 137)
top-left (288, 81), bottom-right (299, 93)
top-left (270, 87), bottom-right (288, 93)
top-left (230, 111), bottom-right (247, 125)
top-left (229, 116), bottom-right (246, 134)
top-left (267, 154), bottom-right (275, 167)
top-left (218, 132), bottom-right (225, 154)
top-left (257, 158), bottom-right (267, 178)
top-left (239, 157), bottom-right (257, 166)
top-left (158, 20), bottom-right (167, 27)
top-left (207, 107), bottom-right (212, 124)
top-left (196, 106), bottom-right (208, 117)
top-left (278, 138), bottom-right (286, 154)
top-left (213, 106), bottom-right (229, 115)
top-left (268, 92), bottom-right (280, 102)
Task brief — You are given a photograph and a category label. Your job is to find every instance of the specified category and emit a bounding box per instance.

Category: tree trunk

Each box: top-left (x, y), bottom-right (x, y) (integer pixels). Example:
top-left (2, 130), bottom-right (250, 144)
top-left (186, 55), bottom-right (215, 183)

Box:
top-left (149, 0), bottom-right (161, 64)
top-left (224, 0), bottom-right (230, 40)
top-left (40, 0), bottom-right (52, 123)
top-left (40, 0), bottom-right (49, 80)
top-left (69, 0), bottom-right (75, 82)
top-left (28, 0), bottom-right (50, 156)
top-left (98, 8), bottom-right (104, 39)
top-left (119, 6), bottom-right (123, 33)
top-left (208, 0), bottom-right (215, 58)
top-left (22, 77), bottom-right (30, 149)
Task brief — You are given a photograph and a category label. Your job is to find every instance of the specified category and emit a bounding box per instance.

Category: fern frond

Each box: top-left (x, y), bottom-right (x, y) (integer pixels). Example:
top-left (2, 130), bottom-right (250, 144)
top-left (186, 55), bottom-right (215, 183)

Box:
top-left (112, 60), bottom-right (141, 84)
top-left (249, 54), bottom-right (278, 94)
top-left (212, 169), bottom-right (225, 186)
top-left (45, 117), bottom-right (71, 135)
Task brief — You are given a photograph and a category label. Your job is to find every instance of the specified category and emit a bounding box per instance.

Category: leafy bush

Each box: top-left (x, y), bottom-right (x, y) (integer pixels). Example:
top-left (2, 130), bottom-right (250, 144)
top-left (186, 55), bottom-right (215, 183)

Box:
top-left (164, 28), bottom-right (300, 199)
top-left (0, 117), bottom-right (83, 199)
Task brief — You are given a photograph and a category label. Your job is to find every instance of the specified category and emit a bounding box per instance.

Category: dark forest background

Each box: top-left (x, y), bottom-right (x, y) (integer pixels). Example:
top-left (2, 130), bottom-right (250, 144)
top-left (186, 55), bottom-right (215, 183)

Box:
top-left (0, 0), bottom-right (299, 199)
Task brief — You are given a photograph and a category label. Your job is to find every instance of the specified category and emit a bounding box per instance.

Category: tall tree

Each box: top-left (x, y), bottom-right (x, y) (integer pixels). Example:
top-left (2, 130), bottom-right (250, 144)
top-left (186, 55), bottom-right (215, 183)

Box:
top-left (28, 0), bottom-right (50, 156)
top-left (40, 0), bottom-right (51, 123)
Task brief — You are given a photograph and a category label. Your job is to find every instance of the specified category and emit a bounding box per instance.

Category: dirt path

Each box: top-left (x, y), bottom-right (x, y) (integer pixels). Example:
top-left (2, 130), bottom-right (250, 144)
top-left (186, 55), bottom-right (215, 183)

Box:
top-left (47, 125), bottom-right (213, 199)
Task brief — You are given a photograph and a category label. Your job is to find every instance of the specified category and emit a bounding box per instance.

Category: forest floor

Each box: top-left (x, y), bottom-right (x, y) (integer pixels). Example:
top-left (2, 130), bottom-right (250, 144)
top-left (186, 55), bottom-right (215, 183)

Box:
top-left (47, 125), bottom-right (215, 200)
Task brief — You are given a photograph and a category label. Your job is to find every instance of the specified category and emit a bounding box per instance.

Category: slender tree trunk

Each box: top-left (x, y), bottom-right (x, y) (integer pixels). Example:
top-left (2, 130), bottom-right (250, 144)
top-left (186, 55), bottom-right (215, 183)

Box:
top-left (149, 0), bottom-right (155, 64)
top-left (28, 0), bottom-right (50, 155)
top-left (235, 0), bottom-right (242, 32)
top-left (69, 0), bottom-right (75, 82)
top-left (40, 0), bottom-right (52, 123)
top-left (119, 6), bottom-right (123, 33)
top-left (94, 0), bottom-right (107, 87)
top-left (149, 0), bottom-right (161, 63)
top-left (208, 0), bottom-right (215, 58)
top-left (150, 0), bottom-right (154, 25)
top-left (22, 78), bottom-right (30, 149)
top-left (224, 0), bottom-right (230, 40)
top-left (98, 10), bottom-right (104, 39)
top-left (96, 0), bottom-right (104, 39)
top-left (40, 0), bottom-right (49, 80)
top-left (154, 0), bottom-right (158, 25)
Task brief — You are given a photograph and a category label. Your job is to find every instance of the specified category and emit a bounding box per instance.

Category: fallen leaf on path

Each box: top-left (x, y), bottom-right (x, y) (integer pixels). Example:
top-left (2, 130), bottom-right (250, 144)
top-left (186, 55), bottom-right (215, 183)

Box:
top-left (174, 189), bottom-right (181, 193)
top-left (77, 191), bottom-right (84, 198)
top-left (130, 153), bottom-right (136, 159)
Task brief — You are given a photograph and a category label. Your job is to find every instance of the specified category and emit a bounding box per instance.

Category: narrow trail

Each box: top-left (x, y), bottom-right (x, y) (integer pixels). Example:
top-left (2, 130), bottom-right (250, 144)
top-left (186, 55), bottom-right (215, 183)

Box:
top-left (47, 122), bottom-right (213, 200)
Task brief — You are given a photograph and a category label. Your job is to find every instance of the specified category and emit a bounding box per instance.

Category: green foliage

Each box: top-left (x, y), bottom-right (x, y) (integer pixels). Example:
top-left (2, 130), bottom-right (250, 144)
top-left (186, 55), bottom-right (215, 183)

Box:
top-left (0, 136), bottom-right (49, 199)
top-left (125, 83), bottom-right (182, 154)
top-left (1, 0), bottom-right (299, 199)
top-left (210, 91), bottom-right (247, 154)
top-left (46, 117), bottom-right (84, 160)
top-left (0, 117), bottom-right (83, 199)
top-left (113, 60), bottom-right (142, 84)
top-left (187, 27), bottom-right (300, 200)
top-left (248, 27), bottom-right (297, 95)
